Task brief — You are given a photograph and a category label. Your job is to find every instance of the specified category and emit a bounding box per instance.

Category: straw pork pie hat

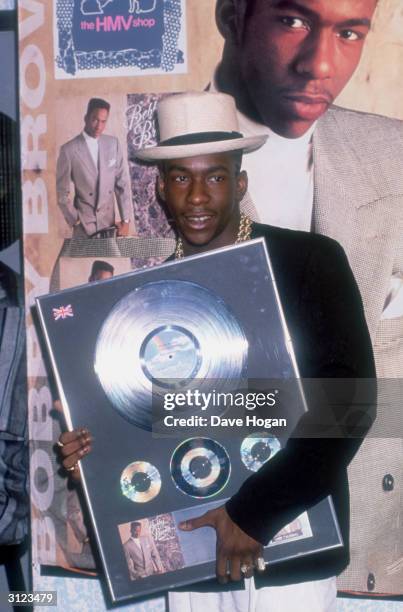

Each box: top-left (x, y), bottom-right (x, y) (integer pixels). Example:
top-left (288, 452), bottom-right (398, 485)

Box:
top-left (135, 91), bottom-right (267, 161)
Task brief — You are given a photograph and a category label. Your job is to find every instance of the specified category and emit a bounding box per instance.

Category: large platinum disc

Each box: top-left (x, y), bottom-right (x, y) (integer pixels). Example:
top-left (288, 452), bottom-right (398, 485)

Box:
top-left (94, 280), bottom-right (247, 430)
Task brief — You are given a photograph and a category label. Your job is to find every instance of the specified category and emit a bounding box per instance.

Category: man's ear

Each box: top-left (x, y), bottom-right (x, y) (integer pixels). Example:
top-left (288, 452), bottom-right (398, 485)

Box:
top-left (236, 170), bottom-right (248, 202)
top-left (216, 0), bottom-right (247, 45)
top-left (157, 173), bottom-right (166, 202)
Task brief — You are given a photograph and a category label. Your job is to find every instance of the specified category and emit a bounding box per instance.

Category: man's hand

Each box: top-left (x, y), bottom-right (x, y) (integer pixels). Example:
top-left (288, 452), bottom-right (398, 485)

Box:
top-left (179, 505), bottom-right (263, 583)
top-left (57, 429), bottom-right (92, 482)
top-left (116, 220), bottom-right (130, 237)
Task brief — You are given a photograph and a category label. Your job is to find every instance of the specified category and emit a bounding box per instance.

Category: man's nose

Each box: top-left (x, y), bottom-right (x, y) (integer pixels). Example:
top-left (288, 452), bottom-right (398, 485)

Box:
top-left (187, 179), bottom-right (209, 204)
top-left (294, 30), bottom-right (336, 80)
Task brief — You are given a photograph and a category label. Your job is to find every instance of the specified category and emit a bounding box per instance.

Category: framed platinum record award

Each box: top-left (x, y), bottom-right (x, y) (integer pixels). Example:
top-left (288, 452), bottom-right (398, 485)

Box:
top-left (36, 239), bottom-right (342, 603)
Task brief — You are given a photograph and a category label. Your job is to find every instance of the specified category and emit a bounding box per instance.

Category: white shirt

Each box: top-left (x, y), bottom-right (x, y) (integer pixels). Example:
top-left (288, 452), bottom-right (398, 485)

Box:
top-left (82, 130), bottom-right (99, 170)
top-left (238, 111), bottom-right (315, 231)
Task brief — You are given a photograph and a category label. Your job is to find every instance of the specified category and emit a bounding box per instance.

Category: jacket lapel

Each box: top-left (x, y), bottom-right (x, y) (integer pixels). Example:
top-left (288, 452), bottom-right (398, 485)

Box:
top-left (75, 134), bottom-right (98, 179)
top-left (312, 107), bottom-right (379, 245)
top-left (98, 136), bottom-right (108, 206)
top-left (312, 107), bottom-right (393, 338)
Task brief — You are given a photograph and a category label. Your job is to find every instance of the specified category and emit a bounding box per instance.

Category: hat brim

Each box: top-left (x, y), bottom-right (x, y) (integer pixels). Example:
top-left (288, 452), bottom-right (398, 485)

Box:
top-left (134, 134), bottom-right (267, 161)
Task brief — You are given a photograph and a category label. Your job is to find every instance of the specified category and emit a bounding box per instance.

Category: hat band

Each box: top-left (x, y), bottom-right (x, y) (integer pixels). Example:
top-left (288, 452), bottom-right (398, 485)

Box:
top-left (160, 131), bottom-right (243, 146)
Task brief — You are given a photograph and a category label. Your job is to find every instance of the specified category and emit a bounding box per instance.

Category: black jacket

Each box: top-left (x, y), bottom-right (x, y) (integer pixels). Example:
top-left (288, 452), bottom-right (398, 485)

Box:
top-left (224, 223), bottom-right (376, 586)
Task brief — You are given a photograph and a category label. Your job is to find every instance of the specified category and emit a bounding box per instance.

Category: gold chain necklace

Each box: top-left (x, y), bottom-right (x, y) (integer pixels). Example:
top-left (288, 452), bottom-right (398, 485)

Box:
top-left (174, 212), bottom-right (253, 260)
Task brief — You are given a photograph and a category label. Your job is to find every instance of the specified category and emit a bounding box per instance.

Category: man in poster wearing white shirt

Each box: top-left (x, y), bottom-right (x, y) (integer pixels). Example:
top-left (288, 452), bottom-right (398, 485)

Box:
top-left (56, 98), bottom-right (132, 238)
top-left (204, 0), bottom-right (403, 596)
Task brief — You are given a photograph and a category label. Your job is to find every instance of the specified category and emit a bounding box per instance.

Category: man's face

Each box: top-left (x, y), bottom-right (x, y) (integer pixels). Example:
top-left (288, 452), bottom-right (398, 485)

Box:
top-left (132, 524), bottom-right (141, 538)
top-left (84, 107), bottom-right (109, 138)
top-left (158, 152), bottom-right (247, 253)
top-left (234, 0), bottom-right (377, 137)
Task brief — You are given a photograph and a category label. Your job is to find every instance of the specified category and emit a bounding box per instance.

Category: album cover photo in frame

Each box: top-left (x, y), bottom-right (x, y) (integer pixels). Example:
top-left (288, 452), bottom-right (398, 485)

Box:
top-left (36, 239), bottom-right (342, 603)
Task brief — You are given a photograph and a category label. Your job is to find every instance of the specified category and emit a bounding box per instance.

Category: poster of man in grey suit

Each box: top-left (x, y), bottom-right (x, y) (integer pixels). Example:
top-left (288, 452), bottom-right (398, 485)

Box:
top-left (56, 97), bottom-right (132, 238)
top-left (123, 521), bottom-right (163, 580)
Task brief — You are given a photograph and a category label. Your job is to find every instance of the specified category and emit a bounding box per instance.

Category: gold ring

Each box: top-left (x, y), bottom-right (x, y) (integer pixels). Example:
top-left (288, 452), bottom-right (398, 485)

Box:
top-left (56, 440), bottom-right (65, 448)
top-left (255, 557), bottom-right (266, 572)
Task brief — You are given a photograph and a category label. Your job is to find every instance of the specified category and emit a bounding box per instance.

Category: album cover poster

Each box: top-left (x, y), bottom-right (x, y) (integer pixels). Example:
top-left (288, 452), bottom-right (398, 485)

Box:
top-left (36, 239), bottom-right (342, 602)
top-left (126, 92), bottom-right (172, 241)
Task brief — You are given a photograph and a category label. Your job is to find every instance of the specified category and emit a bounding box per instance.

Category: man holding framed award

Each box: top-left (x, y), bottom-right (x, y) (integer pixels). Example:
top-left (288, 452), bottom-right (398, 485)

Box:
top-left (57, 91), bottom-right (375, 611)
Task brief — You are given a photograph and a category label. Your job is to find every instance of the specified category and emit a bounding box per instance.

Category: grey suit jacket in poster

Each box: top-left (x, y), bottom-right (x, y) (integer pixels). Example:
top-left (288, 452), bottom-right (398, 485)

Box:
top-left (56, 133), bottom-right (132, 237)
top-left (240, 105), bottom-right (403, 594)
top-left (313, 107), bottom-right (403, 595)
top-left (123, 535), bottom-right (163, 580)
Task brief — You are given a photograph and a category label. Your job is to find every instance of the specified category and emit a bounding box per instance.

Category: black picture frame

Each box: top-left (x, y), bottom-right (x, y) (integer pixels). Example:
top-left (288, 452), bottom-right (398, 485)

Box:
top-left (36, 239), bottom-right (342, 603)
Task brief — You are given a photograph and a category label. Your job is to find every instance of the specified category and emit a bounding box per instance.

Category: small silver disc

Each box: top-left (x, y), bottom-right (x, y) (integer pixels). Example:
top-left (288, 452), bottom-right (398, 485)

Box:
top-left (240, 433), bottom-right (281, 472)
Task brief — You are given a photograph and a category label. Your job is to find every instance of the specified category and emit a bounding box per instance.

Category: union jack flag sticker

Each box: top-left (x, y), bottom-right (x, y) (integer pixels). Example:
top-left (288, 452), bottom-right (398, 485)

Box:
top-left (52, 304), bottom-right (74, 321)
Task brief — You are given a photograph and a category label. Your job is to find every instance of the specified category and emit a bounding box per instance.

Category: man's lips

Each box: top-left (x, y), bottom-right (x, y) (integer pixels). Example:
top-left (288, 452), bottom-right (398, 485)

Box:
top-left (284, 91), bottom-right (332, 103)
top-left (182, 213), bottom-right (215, 230)
top-left (282, 91), bottom-right (332, 120)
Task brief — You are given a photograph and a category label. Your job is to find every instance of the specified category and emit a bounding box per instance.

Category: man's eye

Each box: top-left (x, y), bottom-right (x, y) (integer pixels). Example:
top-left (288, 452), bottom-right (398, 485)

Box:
top-left (280, 16), bottom-right (309, 30)
top-left (209, 175), bottom-right (225, 183)
top-left (338, 29), bottom-right (361, 41)
top-left (173, 175), bottom-right (188, 183)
